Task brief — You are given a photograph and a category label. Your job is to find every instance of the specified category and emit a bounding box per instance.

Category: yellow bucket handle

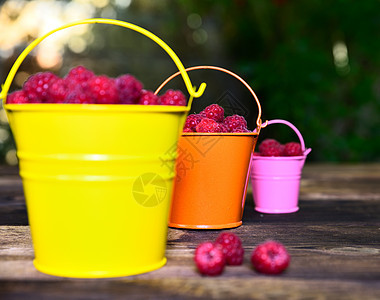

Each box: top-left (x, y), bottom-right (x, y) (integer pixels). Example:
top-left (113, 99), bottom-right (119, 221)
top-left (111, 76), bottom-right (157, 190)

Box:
top-left (154, 65), bottom-right (266, 131)
top-left (0, 18), bottom-right (206, 107)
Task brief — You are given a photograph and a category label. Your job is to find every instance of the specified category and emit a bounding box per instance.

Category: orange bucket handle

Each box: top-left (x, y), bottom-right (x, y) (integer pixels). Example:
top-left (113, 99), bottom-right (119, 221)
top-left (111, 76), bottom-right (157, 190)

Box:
top-left (0, 18), bottom-right (206, 107)
top-left (154, 65), bottom-right (266, 132)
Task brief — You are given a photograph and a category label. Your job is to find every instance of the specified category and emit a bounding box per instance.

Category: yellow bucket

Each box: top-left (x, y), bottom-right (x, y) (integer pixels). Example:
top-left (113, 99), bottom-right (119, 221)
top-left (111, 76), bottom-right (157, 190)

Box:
top-left (0, 18), bottom-right (206, 278)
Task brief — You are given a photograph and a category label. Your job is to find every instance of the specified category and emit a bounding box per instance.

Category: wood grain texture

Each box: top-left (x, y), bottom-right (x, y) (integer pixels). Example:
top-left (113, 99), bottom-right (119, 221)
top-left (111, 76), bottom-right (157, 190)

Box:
top-left (0, 164), bottom-right (380, 299)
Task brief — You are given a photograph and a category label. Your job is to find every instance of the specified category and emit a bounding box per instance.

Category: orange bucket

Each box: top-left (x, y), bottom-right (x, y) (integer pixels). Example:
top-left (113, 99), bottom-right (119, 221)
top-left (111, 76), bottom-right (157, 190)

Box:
top-left (155, 66), bottom-right (264, 229)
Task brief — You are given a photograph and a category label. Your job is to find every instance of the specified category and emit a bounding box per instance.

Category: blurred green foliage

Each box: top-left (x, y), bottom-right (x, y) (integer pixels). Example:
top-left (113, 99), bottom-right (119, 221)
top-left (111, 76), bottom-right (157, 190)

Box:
top-left (180, 0), bottom-right (380, 161)
top-left (1, 0), bottom-right (379, 163)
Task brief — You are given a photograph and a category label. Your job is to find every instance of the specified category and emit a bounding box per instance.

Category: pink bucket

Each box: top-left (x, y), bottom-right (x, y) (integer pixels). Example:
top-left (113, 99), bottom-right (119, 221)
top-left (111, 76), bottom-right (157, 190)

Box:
top-left (250, 119), bottom-right (311, 214)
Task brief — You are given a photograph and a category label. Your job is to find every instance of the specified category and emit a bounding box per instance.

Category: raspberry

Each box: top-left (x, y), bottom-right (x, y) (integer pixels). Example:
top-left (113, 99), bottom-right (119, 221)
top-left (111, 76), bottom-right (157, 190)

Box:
top-left (65, 66), bottom-right (94, 90)
top-left (195, 118), bottom-right (222, 133)
top-left (258, 139), bottom-right (283, 157)
top-left (66, 66), bottom-right (95, 81)
top-left (200, 104), bottom-right (224, 122)
top-left (214, 232), bottom-right (244, 265)
top-left (223, 115), bottom-right (248, 132)
top-left (6, 91), bottom-right (29, 104)
top-left (194, 242), bottom-right (226, 276)
top-left (282, 142), bottom-right (303, 156)
top-left (183, 128), bottom-right (193, 132)
top-left (219, 123), bottom-right (229, 133)
top-left (115, 74), bottom-right (143, 104)
top-left (160, 89), bottom-right (187, 106)
top-left (23, 72), bottom-right (58, 102)
top-left (138, 90), bottom-right (160, 105)
top-left (251, 241), bottom-right (290, 275)
top-left (184, 114), bottom-right (203, 131)
top-left (64, 87), bottom-right (95, 104)
top-left (232, 126), bottom-right (251, 133)
top-left (46, 78), bottom-right (68, 103)
top-left (88, 75), bottom-right (119, 104)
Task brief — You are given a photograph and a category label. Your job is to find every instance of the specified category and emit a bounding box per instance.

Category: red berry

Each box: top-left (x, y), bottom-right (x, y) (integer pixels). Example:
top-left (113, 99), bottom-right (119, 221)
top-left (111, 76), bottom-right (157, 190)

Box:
top-left (23, 72), bottom-right (58, 102)
top-left (232, 126), bottom-right (251, 133)
top-left (65, 66), bottom-right (94, 90)
top-left (223, 115), bottom-right (248, 132)
top-left (183, 128), bottom-right (193, 132)
top-left (282, 142), bottom-right (303, 156)
top-left (194, 242), bottom-right (226, 276)
top-left (138, 90), bottom-right (160, 105)
top-left (6, 90), bottom-right (29, 104)
top-left (66, 66), bottom-right (94, 81)
top-left (200, 104), bottom-right (225, 122)
top-left (46, 78), bottom-right (68, 103)
top-left (214, 232), bottom-right (244, 265)
top-left (251, 241), bottom-right (290, 275)
top-left (195, 118), bottom-right (222, 133)
top-left (88, 75), bottom-right (119, 104)
top-left (258, 139), bottom-right (283, 157)
top-left (115, 74), bottom-right (143, 104)
top-left (219, 123), bottom-right (229, 133)
top-left (64, 87), bottom-right (95, 104)
top-left (184, 114), bottom-right (203, 131)
top-left (160, 89), bottom-right (187, 106)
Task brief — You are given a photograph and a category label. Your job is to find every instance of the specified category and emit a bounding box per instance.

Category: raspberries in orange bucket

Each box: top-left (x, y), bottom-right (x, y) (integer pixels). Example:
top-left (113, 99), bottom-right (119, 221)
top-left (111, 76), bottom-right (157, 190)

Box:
top-left (6, 66), bottom-right (187, 106)
top-left (223, 114), bottom-right (247, 132)
top-left (183, 114), bottom-right (203, 131)
top-left (183, 104), bottom-right (251, 133)
top-left (195, 118), bottom-right (222, 133)
top-left (200, 104), bottom-right (225, 122)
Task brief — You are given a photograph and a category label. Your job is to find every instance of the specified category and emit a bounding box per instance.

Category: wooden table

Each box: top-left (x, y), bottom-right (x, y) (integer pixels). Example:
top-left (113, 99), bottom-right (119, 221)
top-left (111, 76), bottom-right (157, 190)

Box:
top-left (1, 163), bottom-right (380, 299)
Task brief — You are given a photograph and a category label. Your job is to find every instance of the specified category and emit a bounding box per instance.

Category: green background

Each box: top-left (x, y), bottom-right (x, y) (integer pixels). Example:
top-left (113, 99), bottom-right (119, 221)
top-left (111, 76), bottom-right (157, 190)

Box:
top-left (0, 0), bottom-right (379, 163)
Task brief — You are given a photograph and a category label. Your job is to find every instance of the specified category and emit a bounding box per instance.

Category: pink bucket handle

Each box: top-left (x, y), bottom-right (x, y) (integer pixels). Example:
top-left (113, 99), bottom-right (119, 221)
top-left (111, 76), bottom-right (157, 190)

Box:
top-left (263, 119), bottom-right (311, 156)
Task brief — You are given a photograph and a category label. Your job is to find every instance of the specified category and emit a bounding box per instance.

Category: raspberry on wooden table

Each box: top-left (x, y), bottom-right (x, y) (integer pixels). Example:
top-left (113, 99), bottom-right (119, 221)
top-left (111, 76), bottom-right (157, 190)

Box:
top-left (250, 241), bottom-right (290, 275)
top-left (214, 232), bottom-right (245, 265)
top-left (194, 242), bottom-right (226, 276)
